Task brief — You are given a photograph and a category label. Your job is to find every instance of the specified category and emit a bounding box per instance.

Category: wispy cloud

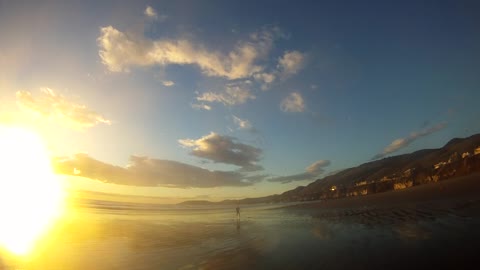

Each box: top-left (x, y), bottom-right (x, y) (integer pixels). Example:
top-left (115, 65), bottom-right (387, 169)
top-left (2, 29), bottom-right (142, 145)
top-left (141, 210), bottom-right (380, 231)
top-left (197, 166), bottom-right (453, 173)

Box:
top-left (233, 115), bottom-right (252, 130)
top-left (98, 26), bottom-right (280, 79)
top-left (268, 160), bottom-right (331, 184)
top-left (372, 122), bottom-right (447, 160)
top-left (16, 88), bottom-right (111, 130)
top-left (161, 80), bottom-right (175, 87)
top-left (196, 82), bottom-right (255, 106)
top-left (232, 115), bottom-right (258, 134)
top-left (280, 92), bottom-right (305, 112)
top-left (253, 72), bottom-right (276, 84)
top-left (179, 132), bottom-right (263, 171)
top-left (54, 154), bottom-right (262, 188)
top-left (191, 103), bottom-right (212, 111)
top-left (251, 50), bottom-right (305, 90)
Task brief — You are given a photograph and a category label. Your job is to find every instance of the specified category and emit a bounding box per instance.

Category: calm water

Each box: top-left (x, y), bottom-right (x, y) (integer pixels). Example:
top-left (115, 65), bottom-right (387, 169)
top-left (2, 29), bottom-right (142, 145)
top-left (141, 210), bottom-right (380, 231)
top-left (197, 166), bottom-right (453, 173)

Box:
top-left (1, 198), bottom-right (479, 270)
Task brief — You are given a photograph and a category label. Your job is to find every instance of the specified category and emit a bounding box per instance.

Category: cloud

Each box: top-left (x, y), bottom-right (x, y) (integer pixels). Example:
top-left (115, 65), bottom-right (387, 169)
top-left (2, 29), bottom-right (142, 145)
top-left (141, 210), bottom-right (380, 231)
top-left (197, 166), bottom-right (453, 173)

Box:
top-left (233, 115), bottom-right (252, 130)
top-left (268, 159), bottom-right (331, 184)
top-left (253, 72), bottom-right (276, 84)
top-left (179, 132), bottom-right (263, 171)
top-left (278, 51), bottom-right (305, 77)
top-left (372, 122), bottom-right (447, 160)
top-left (144, 6), bottom-right (157, 18)
top-left (161, 80), bottom-right (175, 87)
top-left (253, 72), bottom-right (276, 90)
top-left (232, 115), bottom-right (258, 134)
top-left (144, 6), bottom-right (168, 22)
top-left (16, 88), bottom-right (111, 130)
top-left (98, 26), bottom-right (280, 79)
top-left (306, 160), bottom-right (331, 174)
top-left (53, 154), bottom-right (261, 188)
top-left (280, 92), bottom-right (305, 112)
top-left (196, 82), bottom-right (255, 106)
top-left (251, 51), bottom-right (305, 90)
top-left (191, 103), bottom-right (212, 111)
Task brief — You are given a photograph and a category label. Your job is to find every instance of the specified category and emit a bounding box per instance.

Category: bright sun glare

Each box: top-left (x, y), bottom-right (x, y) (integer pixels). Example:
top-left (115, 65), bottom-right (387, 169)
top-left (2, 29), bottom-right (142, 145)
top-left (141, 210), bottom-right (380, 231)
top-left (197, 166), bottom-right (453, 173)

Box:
top-left (0, 126), bottom-right (65, 255)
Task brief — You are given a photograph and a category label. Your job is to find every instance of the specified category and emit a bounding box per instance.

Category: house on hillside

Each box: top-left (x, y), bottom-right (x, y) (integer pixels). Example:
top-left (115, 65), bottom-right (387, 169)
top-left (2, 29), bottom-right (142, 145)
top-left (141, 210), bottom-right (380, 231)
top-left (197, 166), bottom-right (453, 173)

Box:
top-left (434, 161), bottom-right (447, 170)
top-left (355, 180), bottom-right (367, 186)
top-left (403, 168), bottom-right (412, 177)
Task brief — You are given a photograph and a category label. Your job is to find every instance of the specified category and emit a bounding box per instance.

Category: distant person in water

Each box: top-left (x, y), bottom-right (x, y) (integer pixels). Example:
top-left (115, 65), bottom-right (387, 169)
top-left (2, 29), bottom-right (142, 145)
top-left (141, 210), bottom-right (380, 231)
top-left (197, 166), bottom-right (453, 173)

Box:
top-left (236, 206), bottom-right (240, 219)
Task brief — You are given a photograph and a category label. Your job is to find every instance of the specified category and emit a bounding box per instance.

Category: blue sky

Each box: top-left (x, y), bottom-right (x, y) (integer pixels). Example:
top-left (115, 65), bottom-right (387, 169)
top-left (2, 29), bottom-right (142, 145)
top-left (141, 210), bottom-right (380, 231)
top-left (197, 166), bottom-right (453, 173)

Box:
top-left (1, 0), bottom-right (479, 202)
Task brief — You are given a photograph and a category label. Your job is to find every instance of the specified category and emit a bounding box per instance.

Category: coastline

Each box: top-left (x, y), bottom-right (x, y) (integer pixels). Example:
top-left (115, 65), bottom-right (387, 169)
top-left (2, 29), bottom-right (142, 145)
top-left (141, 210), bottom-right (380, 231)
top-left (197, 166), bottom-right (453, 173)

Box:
top-left (288, 173), bottom-right (480, 210)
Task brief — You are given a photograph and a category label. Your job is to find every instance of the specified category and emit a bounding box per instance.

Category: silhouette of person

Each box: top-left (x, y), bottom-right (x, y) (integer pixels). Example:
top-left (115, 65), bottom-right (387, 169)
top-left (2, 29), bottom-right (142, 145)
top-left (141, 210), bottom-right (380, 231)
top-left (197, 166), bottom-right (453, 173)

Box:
top-left (236, 206), bottom-right (240, 219)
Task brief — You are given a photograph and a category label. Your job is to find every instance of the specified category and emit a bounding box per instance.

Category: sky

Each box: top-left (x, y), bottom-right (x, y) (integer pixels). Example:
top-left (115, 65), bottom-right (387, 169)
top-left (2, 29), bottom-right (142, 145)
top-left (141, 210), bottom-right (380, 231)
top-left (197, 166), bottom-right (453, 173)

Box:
top-left (1, 0), bottom-right (479, 203)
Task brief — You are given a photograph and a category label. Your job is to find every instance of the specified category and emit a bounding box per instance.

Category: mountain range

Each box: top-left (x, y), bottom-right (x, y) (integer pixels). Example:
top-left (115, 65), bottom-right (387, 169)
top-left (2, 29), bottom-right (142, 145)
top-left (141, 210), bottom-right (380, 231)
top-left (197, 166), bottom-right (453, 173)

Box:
top-left (180, 133), bottom-right (480, 205)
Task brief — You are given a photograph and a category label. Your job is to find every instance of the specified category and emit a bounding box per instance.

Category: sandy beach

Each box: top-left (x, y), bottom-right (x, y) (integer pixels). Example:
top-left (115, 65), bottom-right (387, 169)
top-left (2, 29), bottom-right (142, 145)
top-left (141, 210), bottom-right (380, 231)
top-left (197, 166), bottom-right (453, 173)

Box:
top-left (200, 175), bottom-right (480, 269)
top-left (292, 173), bottom-right (480, 210)
top-left (1, 174), bottom-right (479, 270)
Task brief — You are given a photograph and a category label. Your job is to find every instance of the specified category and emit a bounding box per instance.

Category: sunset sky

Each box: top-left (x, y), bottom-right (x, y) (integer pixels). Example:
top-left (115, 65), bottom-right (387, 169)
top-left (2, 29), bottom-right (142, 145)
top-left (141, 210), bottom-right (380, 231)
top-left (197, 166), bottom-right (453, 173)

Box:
top-left (1, 0), bottom-right (479, 202)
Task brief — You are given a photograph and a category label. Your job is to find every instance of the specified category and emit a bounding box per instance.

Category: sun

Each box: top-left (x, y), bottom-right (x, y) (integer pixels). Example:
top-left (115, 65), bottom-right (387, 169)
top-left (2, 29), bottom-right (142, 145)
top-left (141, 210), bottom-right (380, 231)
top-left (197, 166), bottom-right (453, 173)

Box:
top-left (0, 126), bottom-right (66, 255)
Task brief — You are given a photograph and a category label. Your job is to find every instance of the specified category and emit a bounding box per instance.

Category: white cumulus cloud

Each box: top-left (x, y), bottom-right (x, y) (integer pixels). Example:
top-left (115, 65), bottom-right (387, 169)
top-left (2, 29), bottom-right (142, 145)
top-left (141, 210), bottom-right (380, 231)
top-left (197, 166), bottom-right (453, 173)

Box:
top-left (278, 51), bottom-right (305, 77)
top-left (97, 26), bottom-right (278, 80)
top-left (179, 132), bottom-right (263, 171)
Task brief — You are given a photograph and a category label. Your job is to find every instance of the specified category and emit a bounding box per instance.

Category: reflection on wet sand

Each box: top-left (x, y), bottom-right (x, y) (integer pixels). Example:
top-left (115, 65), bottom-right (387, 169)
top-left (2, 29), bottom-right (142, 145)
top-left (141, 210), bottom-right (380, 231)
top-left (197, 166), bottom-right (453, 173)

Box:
top-left (311, 222), bottom-right (334, 240)
top-left (0, 198), bottom-right (479, 270)
top-left (393, 223), bottom-right (431, 241)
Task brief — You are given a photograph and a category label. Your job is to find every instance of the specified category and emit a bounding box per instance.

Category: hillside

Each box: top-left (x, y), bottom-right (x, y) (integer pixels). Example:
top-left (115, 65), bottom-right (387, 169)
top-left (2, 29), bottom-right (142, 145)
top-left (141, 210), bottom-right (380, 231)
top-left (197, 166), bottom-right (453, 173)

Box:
top-left (180, 134), bottom-right (480, 205)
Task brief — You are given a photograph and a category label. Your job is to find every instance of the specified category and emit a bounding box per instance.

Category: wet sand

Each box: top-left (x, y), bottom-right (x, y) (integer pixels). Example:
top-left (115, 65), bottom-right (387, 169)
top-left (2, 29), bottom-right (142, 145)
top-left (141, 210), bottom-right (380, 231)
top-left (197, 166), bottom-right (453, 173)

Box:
top-left (1, 174), bottom-right (479, 270)
top-left (200, 174), bottom-right (480, 269)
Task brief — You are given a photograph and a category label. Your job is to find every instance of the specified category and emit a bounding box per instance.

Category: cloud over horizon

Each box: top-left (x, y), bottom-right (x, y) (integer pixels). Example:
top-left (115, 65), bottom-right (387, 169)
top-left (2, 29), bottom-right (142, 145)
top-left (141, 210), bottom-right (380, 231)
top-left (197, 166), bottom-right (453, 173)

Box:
top-left (16, 88), bottom-right (111, 130)
top-left (179, 132), bottom-right (263, 171)
top-left (54, 154), bottom-right (263, 188)
top-left (268, 159), bottom-right (331, 184)
top-left (372, 122), bottom-right (447, 160)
